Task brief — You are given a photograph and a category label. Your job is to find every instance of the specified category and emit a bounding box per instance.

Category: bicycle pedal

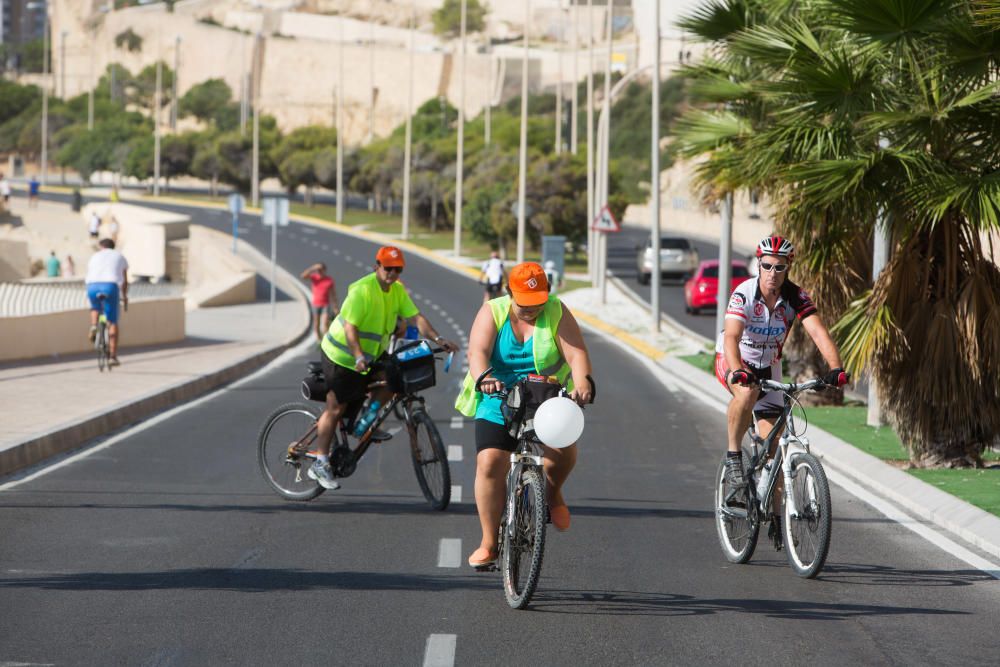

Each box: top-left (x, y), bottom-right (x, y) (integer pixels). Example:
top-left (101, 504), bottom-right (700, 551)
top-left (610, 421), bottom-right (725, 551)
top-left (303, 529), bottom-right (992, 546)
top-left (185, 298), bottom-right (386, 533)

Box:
top-left (473, 563), bottom-right (497, 573)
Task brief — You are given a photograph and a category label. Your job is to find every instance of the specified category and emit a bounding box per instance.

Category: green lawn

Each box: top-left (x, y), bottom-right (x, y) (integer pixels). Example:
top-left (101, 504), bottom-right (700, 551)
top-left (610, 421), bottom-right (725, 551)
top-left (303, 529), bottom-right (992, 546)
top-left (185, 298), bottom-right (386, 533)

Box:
top-left (676, 354), bottom-right (1000, 519)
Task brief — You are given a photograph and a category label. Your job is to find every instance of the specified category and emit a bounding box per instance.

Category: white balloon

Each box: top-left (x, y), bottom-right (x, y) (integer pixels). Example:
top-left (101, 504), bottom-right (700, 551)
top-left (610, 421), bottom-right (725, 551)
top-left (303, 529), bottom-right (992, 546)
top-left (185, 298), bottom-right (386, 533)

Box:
top-left (533, 396), bottom-right (585, 449)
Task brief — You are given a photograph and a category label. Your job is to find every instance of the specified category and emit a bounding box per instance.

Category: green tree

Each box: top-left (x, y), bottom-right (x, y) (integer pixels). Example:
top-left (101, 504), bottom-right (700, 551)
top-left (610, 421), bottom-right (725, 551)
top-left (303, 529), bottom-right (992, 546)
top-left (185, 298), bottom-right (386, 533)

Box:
top-left (271, 125), bottom-right (337, 203)
top-left (677, 0), bottom-right (1000, 467)
top-left (179, 78), bottom-right (233, 125)
top-left (432, 0), bottom-right (488, 37)
top-left (0, 80), bottom-right (40, 125)
top-left (114, 28), bottom-right (143, 53)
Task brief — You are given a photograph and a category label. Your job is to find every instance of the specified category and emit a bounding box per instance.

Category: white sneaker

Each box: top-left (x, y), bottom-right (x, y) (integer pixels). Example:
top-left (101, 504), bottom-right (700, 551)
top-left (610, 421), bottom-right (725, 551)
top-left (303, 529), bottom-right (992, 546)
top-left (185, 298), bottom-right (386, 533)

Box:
top-left (307, 460), bottom-right (340, 490)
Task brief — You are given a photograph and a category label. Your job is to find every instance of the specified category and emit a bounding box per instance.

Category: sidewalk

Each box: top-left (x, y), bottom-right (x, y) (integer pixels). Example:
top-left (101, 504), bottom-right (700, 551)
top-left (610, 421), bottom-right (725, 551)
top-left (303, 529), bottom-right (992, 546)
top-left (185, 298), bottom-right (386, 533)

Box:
top-left (560, 280), bottom-right (1000, 564)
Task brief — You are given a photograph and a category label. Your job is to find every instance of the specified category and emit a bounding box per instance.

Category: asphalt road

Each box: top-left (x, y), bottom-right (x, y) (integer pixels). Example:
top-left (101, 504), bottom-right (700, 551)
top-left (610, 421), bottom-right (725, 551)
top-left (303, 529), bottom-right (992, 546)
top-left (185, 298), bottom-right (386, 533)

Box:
top-left (1, 197), bottom-right (997, 665)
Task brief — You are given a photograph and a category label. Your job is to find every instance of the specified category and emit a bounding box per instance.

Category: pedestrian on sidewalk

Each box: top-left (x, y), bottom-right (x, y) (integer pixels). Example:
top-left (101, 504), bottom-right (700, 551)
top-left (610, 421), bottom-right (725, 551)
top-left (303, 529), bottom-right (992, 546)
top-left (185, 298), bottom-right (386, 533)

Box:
top-left (85, 239), bottom-right (129, 368)
top-left (64, 254), bottom-right (76, 278)
top-left (108, 215), bottom-right (120, 243)
top-left (88, 210), bottom-right (101, 242)
top-left (0, 172), bottom-right (11, 213)
top-left (301, 262), bottom-right (340, 344)
top-left (480, 251), bottom-right (506, 303)
top-left (28, 175), bottom-right (40, 208)
top-left (45, 250), bottom-right (61, 277)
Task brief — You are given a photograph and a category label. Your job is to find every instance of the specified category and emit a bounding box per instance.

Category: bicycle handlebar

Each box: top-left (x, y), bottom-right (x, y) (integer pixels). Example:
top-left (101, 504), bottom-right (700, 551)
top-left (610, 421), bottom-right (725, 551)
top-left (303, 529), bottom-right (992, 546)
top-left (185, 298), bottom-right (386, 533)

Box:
top-left (758, 377), bottom-right (828, 393)
top-left (474, 366), bottom-right (596, 404)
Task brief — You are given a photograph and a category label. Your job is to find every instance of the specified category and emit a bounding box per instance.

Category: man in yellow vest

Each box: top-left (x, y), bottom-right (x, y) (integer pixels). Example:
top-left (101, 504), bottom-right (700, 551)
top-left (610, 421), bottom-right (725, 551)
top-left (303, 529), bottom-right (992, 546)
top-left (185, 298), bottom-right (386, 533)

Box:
top-left (310, 246), bottom-right (460, 489)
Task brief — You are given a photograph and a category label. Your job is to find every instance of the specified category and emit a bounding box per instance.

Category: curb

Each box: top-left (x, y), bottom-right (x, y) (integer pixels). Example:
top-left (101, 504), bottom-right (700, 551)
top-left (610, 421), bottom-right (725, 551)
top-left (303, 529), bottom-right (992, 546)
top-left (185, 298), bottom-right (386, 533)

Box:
top-left (0, 229), bottom-right (311, 479)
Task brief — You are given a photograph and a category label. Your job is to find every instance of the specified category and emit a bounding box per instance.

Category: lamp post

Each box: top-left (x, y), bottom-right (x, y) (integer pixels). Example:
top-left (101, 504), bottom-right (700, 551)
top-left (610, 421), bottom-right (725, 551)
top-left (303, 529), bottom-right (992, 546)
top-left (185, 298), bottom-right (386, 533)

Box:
top-left (171, 35), bottom-right (181, 131)
top-left (586, 0), bottom-right (594, 283)
top-left (454, 0), bottom-right (467, 258)
top-left (336, 18), bottom-right (344, 224)
top-left (251, 32), bottom-right (262, 207)
top-left (599, 0), bottom-right (612, 302)
top-left (650, 0), bottom-right (661, 332)
top-left (401, 2), bottom-right (415, 241)
top-left (570, 3), bottom-right (578, 154)
top-left (153, 58), bottom-right (162, 196)
top-left (39, 1), bottom-right (49, 185)
top-left (515, 0), bottom-right (530, 264)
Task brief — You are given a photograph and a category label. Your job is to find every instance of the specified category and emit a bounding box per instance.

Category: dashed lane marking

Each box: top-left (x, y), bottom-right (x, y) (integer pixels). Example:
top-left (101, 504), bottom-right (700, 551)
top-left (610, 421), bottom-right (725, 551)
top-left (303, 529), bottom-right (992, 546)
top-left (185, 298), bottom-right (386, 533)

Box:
top-left (451, 485), bottom-right (462, 503)
top-left (447, 445), bottom-right (463, 461)
top-left (437, 538), bottom-right (461, 568)
top-left (450, 417), bottom-right (464, 429)
top-left (423, 634), bottom-right (456, 667)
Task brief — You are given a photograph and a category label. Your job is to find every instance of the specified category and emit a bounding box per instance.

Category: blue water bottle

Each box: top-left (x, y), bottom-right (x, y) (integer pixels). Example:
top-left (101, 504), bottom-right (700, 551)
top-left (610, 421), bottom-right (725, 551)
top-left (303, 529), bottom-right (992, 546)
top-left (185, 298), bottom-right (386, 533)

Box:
top-left (354, 400), bottom-right (381, 436)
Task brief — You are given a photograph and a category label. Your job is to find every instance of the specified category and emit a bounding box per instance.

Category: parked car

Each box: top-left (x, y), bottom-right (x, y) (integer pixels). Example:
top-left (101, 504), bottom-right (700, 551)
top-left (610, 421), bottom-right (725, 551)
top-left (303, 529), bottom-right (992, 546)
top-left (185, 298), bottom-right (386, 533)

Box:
top-left (636, 236), bottom-right (699, 285)
top-left (683, 259), bottom-right (752, 314)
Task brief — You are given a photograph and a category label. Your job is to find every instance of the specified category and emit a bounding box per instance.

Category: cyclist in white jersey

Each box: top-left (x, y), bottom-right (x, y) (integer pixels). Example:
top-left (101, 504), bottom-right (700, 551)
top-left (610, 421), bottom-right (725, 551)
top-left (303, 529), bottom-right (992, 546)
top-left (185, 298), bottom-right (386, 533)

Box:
top-left (714, 236), bottom-right (849, 501)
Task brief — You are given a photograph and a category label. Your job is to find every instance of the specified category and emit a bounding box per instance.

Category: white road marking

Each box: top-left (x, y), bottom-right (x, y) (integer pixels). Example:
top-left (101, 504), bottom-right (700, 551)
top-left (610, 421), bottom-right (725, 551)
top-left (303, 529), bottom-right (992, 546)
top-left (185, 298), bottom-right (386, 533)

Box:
top-left (311, 240), bottom-right (319, 247)
top-left (437, 538), bottom-right (461, 568)
top-left (423, 634), bottom-right (456, 667)
top-left (321, 244), bottom-right (330, 251)
top-left (447, 445), bottom-right (463, 461)
top-left (451, 485), bottom-right (462, 503)
top-left (450, 417), bottom-right (464, 429)
top-left (301, 227), bottom-right (317, 234)
top-left (332, 248), bottom-right (340, 254)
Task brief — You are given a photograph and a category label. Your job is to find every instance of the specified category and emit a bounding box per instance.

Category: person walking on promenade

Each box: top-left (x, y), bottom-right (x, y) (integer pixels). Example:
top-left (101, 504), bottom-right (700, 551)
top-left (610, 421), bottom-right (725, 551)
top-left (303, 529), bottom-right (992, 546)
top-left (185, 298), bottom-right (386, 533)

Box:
top-left (88, 210), bottom-right (101, 242)
top-left (28, 175), bottom-right (40, 208)
top-left (45, 251), bottom-right (61, 277)
top-left (0, 172), bottom-right (11, 213)
top-left (85, 239), bottom-right (129, 367)
top-left (301, 262), bottom-right (340, 344)
top-left (64, 254), bottom-right (76, 278)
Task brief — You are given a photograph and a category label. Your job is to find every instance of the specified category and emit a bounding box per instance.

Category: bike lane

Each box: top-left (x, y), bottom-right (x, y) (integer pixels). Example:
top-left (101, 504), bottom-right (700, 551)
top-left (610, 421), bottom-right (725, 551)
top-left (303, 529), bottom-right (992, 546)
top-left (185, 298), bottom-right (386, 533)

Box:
top-left (1, 195), bottom-right (998, 665)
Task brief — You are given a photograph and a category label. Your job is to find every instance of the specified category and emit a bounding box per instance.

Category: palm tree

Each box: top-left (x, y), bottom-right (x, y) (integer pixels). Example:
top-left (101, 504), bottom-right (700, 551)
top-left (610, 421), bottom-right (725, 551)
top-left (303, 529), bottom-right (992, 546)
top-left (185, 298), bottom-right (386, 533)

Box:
top-left (676, 0), bottom-right (1000, 467)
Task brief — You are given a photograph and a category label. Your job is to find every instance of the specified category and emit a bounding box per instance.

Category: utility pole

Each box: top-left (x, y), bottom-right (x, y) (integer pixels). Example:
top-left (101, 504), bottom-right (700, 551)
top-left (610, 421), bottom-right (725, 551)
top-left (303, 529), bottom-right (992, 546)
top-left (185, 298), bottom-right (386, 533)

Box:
top-left (40, 6), bottom-right (49, 185)
top-left (60, 30), bottom-right (66, 98)
top-left (251, 32), bottom-right (262, 207)
top-left (599, 0), bottom-right (612, 302)
top-left (485, 39), bottom-right (492, 146)
top-left (571, 3), bottom-right (578, 154)
top-left (239, 40), bottom-right (248, 136)
top-left (88, 31), bottom-right (95, 130)
top-left (516, 0), bottom-right (530, 264)
top-left (868, 137), bottom-right (892, 427)
top-left (336, 19), bottom-right (344, 224)
top-left (402, 3), bottom-right (415, 240)
top-left (369, 19), bottom-right (375, 143)
top-left (153, 58), bottom-right (162, 196)
top-left (715, 193), bottom-right (734, 336)
top-left (650, 0), bottom-right (661, 332)
top-left (555, 36), bottom-right (562, 155)
top-left (171, 36), bottom-right (181, 131)
top-left (586, 0), bottom-right (594, 283)
top-left (454, 0), bottom-right (467, 258)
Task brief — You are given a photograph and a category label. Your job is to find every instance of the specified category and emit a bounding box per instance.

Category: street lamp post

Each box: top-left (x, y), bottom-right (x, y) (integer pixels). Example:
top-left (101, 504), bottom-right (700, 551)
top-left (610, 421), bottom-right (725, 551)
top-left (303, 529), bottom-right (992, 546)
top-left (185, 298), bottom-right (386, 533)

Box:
top-left (651, 0), bottom-right (661, 332)
top-left (586, 0), bottom-right (594, 283)
top-left (402, 3), bottom-right (415, 241)
top-left (60, 30), bottom-right (66, 99)
top-left (153, 58), bottom-right (162, 196)
top-left (516, 0), bottom-right (530, 264)
top-left (571, 4), bottom-right (578, 154)
top-left (599, 0), bottom-right (612, 303)
top-left (336, 18), bottom-right (344, 224)
top-left (251, 32), bottom-right (262, 207)
top-left (454, 0), bottom-right (467, 258)
top-left (171, 35), bottom-right (181, 131)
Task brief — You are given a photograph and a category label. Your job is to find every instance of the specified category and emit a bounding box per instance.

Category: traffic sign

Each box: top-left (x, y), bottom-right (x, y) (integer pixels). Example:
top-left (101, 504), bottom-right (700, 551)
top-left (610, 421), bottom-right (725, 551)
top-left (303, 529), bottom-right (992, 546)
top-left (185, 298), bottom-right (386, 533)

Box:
top-left (228, 193), bottom-right (244, 215)
top-left (262, 197), bottom-right (290, 226)
top-left (591, 205), bottom-right (621, 232)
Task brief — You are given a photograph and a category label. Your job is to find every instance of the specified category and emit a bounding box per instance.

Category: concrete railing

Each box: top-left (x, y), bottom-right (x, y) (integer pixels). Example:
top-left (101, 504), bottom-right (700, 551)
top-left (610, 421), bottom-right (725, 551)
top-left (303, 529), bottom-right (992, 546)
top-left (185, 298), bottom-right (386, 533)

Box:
top-left (0, 297), bottom-right (186, 362)
top-left (0, 281), bottom-right (184, 318)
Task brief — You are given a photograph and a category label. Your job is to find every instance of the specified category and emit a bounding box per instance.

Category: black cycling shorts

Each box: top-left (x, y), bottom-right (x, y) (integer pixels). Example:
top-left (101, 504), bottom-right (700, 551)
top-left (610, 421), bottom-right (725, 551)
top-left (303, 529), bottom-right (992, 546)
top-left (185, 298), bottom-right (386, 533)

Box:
top-left (321, 354), bottom-right (370, 405)
top-left (475, 419), bottom-right (518, 453)
top-left (484, 282), bottom-right (503, 297)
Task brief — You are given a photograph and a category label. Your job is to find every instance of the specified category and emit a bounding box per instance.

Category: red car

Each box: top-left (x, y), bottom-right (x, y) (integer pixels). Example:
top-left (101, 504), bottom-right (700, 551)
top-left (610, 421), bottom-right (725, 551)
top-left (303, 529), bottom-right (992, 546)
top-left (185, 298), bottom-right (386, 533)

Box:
top-left (684, 260), bottom-right (752, 314)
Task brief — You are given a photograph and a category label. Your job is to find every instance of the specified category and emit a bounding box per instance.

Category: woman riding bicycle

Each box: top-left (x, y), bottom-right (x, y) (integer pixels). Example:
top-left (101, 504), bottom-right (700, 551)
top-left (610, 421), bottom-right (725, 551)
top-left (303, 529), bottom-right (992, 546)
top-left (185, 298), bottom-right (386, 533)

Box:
top-left (456, 262), bottom-right (594, 568)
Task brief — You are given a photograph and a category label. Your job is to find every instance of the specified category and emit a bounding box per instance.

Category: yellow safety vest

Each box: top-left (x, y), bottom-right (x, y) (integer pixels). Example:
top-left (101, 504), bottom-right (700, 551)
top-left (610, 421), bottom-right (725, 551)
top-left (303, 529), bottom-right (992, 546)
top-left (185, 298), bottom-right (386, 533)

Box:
top-left (321, 273), bottom-right (408, 372)
top-left (454, 295), bottom-right (573, 417)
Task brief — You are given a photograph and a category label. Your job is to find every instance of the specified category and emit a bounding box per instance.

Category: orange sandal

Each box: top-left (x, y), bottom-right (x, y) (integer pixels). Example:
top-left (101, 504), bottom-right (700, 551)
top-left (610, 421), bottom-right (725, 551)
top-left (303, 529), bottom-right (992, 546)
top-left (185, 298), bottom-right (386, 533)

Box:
top-left (550, 504), bottom-right (571, 532)
top-left (468, 547), bottom-right (497, 568)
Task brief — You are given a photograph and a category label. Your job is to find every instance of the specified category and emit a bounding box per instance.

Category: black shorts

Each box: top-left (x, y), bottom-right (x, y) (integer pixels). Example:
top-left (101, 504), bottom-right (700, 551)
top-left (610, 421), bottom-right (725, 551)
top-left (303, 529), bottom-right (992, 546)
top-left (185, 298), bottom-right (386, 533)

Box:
top-left (485, 282), bottom-right (502, 297)
top-left (475, 419), bottom-right (517, 453)
top-left (321, 354), bottom-right (370, 405)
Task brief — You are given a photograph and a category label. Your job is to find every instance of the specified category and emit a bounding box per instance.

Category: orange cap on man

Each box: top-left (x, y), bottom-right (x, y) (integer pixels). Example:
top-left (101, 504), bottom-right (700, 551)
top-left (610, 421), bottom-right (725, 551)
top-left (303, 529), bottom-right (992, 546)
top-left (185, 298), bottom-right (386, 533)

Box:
top-left (508, 262), bottom-right (550, 306)
top-left (375, 246), bottom-right (405, 267)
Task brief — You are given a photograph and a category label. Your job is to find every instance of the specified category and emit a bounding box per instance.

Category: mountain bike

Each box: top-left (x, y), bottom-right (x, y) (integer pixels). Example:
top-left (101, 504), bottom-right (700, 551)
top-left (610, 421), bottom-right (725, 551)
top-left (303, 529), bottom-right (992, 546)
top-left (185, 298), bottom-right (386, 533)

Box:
top-left (715, 377), bottom-right (833, 578)
top-left (473, 368), bottom-right (596, 609)
top-left (257, 339), bottom-right (454, 510)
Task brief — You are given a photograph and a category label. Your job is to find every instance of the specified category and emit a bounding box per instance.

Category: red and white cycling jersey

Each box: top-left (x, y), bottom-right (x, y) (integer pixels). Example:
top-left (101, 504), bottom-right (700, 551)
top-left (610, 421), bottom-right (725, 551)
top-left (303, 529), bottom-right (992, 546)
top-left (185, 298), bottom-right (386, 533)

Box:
top-left (714, 277), bottom-right (817, 369)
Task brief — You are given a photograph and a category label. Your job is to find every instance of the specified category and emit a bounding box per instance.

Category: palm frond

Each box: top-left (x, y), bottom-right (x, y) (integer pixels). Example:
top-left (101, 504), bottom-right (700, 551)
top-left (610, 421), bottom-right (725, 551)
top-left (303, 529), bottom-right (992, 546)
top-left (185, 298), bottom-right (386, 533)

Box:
top-left (676, 0), bottom-right (757, 42)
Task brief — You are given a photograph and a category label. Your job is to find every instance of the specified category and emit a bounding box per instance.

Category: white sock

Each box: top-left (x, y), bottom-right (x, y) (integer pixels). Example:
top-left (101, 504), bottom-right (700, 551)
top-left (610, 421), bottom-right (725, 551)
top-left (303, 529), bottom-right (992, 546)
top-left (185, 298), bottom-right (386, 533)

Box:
top-left (317, 454), bottom-right (329, 464)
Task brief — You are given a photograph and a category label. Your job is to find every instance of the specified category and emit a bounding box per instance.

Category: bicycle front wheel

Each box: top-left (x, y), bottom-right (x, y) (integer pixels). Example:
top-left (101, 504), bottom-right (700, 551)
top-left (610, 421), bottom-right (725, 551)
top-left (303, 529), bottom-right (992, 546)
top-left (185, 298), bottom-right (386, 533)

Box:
top-left (783, 452), bottom-right (832, 578)
top-left (714, 454), bottom-right (759, 564)
top-left (407, 410), bottom-right (451, 510)
top-left (502, 467), bottom-right (546, 609)
top-left (96, 323), bottom-right (109, 372)
top-left (257, 402), bottom-right (325, 501)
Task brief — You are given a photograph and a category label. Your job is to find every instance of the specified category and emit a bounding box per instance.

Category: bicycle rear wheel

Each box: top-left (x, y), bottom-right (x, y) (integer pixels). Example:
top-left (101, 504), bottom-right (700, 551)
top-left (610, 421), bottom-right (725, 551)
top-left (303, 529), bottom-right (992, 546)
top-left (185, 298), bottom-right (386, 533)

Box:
top-left (714, 454), bottom-right (759, 564)
top-left (408, 410), bottom-right (451, 510)
top-left (257, 402), bottom-right (325, 501)
top-left (96, 322), bottom-right (109, 372)
top-left (501, 467), bottom-right (546, 609)
top-left (783, 452), bottom-right (832, 578)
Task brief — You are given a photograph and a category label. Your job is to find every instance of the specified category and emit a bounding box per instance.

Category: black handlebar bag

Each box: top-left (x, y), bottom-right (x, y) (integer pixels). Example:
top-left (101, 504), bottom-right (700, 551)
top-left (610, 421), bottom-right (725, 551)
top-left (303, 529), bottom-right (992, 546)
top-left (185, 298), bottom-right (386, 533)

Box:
top-left (501, 374), bottom-right (561, 440)
top-left (386, 340), bottom-right (436, 394)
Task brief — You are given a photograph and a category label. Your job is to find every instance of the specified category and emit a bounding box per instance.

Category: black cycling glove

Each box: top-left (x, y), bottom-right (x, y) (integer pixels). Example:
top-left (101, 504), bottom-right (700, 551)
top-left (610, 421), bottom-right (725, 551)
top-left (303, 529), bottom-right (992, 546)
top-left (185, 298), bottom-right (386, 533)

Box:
top-left (824, 367), bottom-right (849, 387)
top-left (729, 369), bottom-right (752, 386)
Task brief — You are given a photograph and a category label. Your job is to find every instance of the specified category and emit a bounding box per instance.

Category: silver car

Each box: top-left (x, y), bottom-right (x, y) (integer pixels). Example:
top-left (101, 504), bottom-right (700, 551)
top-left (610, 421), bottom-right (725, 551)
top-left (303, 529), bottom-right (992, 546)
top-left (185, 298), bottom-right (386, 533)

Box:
top-left (636, 236), bottom-right (700, 284)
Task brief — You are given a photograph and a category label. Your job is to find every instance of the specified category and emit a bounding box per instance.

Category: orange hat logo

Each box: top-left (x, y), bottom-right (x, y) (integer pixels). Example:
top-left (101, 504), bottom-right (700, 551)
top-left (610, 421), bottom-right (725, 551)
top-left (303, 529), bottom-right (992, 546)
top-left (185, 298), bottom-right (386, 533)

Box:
top-left (526, 277), bottom-right (538, 289)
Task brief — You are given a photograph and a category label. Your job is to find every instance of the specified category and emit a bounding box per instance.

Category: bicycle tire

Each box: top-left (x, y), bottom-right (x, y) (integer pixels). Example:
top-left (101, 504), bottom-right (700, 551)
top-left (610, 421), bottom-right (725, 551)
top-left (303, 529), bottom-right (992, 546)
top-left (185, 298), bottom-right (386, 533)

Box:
top-left (96, 322), bottom-right (108, 372)
top-left (782, 452), bottom-right (832, 578)
top-left (714, 453), bottom-right (759, 564)
top-left (502, 467), bottom-right (546, 609)
top-left (257, 402), bottom-right (326, 501)
top-left (407, 410), bottom-right (451, 510)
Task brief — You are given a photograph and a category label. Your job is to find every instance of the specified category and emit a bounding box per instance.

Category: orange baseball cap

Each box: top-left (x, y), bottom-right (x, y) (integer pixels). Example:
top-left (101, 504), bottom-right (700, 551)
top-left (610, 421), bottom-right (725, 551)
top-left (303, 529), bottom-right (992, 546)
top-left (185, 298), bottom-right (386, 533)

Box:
top-left (375, 246), bottom-right (405, 267)
top-left (508, 262), bottom-right (550, 306)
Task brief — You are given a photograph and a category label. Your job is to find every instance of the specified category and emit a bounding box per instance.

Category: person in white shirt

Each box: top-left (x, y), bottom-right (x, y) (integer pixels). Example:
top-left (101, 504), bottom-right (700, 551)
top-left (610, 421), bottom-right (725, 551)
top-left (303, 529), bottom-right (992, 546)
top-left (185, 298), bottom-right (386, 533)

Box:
top-left (85, 239), bottom-right (129, 366)
top-left (88, 210), bottom-right (101, 241)
top-left (0, 173), bottom-right (11, 212)
top-left (479, 251), bottom-right (506, 303)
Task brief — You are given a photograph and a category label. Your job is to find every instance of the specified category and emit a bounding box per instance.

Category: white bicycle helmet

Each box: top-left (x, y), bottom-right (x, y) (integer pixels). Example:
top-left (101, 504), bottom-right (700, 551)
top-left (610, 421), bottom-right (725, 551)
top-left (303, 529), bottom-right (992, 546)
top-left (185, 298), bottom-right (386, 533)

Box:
top-left (756, 235), bottom-right (795, 259)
